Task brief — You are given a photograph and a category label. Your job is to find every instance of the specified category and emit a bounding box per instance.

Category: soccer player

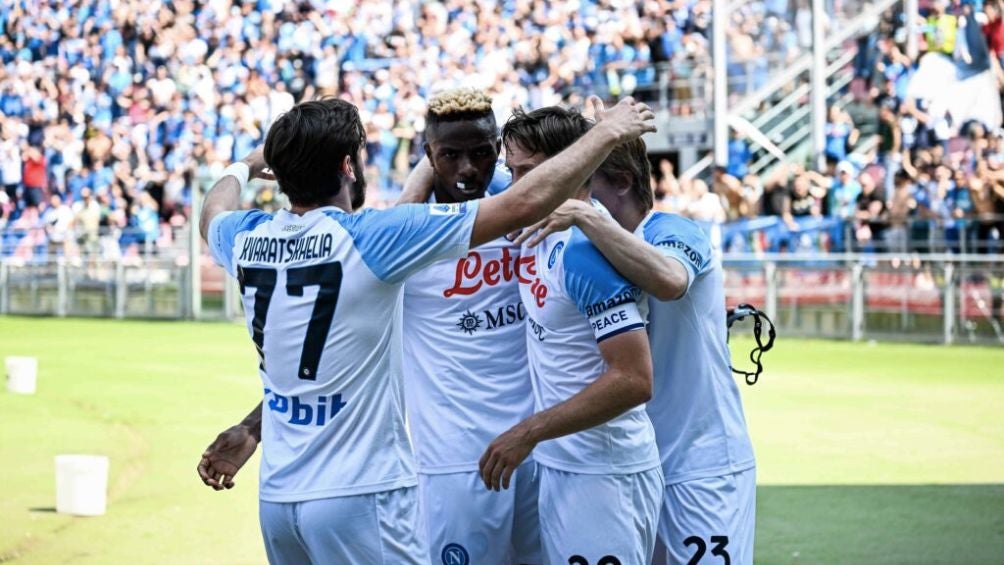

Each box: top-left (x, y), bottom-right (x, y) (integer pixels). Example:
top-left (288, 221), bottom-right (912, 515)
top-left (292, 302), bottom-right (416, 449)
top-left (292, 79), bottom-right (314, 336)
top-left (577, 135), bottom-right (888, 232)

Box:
top-left (196, 96), bottom-right (656, 563)
top-left (515, 134), bottom-right (757, 564)
top-left (478, 106), bottom-right (663, 565)
top-left (396, 88), bottom-right (540, 564)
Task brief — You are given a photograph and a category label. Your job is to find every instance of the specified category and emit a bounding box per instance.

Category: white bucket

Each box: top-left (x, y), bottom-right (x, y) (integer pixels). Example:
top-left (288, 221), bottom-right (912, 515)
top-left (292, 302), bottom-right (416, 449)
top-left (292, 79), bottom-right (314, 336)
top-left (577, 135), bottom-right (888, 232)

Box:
top-left (5, 356), bottom-right (37, 395)
top-left (55, 455), bottom-right (109, 516)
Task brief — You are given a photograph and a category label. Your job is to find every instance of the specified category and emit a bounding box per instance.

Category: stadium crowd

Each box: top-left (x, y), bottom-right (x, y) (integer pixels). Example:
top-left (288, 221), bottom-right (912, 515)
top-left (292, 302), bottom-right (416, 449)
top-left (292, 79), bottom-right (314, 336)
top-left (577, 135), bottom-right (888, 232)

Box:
top-left (0, 0), bottom-right (1002, 261)
top-left (666, 0), bottom-right (1004, 253)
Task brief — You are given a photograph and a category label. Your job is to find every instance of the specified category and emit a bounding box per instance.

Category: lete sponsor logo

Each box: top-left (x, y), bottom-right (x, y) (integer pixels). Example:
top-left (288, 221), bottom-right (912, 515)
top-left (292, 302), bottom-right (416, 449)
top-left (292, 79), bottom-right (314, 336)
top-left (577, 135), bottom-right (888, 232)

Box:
top-left (444, 248), bottom-right (534, 297)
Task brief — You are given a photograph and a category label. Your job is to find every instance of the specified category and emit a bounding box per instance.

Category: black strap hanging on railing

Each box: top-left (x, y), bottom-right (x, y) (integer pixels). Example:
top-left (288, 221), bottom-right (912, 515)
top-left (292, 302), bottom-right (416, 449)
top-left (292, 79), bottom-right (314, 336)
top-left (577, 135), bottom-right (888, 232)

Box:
top-left (726, 304), bottom-right (776, 386)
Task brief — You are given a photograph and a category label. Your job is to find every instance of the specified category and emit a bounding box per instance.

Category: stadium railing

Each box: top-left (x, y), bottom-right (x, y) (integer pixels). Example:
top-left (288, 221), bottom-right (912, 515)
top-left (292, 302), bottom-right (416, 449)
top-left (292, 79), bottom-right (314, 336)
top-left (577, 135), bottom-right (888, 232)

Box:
top-left (2, 251), bottom-right (1001, 346)
top-left (709, 216), bottom-right (1004, 256)
top-left (724, 253), bottom-right (1004, 346)
top-left (0, 257), bottom-right (196, 320)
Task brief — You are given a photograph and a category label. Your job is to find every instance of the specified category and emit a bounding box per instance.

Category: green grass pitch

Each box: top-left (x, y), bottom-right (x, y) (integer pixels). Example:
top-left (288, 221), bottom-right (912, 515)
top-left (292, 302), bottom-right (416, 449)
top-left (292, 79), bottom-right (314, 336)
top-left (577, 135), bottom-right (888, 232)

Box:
top-left (1, 316), bottom-right (1002, 564)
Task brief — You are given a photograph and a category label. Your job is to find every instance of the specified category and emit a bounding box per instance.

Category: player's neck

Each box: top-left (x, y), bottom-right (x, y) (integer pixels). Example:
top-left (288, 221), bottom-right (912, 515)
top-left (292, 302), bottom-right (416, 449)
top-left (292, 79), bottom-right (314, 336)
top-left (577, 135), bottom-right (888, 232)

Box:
top-left (288, 193), bottom-right (351, 215)
top-left (613, 199), bottom-right (648, 232)
top-left (620, 205), bottom-right (647, 232)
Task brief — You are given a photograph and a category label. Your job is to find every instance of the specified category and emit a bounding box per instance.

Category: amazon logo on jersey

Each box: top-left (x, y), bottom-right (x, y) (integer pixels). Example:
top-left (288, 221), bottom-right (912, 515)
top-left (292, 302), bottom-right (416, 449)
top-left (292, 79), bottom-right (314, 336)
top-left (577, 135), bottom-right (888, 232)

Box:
top-left (583, 289), bottom-right (639, 318)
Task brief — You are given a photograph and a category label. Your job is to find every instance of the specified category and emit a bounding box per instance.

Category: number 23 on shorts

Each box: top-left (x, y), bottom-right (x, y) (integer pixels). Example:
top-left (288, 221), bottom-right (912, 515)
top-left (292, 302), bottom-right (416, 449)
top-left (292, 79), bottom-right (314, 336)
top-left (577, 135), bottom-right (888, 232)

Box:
top-left (567, 555), bottom-right (622, 565)
top-left (684, 535), bottom-right (730, 565)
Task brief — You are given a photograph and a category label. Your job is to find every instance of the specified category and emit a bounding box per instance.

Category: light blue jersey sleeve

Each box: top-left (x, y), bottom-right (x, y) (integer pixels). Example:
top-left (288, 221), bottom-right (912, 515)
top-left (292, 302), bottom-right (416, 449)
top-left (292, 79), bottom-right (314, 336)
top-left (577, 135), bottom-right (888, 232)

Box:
top-left (332, 200), bottom-right (480, 284)
top-left (208, 209), bottom-right (272, 276)
top-left (562, 230), bottom-right (646, 343)
top-left (642, 212), bottom-right (713, 294)
top-left (486, 161), bottom-right (512, 195)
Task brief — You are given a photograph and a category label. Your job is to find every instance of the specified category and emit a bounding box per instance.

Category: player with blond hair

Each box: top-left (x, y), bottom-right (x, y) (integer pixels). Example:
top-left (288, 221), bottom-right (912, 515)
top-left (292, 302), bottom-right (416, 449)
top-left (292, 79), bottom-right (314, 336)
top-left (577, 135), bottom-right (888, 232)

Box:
top-left (399, 88), bottom-right (540, 564)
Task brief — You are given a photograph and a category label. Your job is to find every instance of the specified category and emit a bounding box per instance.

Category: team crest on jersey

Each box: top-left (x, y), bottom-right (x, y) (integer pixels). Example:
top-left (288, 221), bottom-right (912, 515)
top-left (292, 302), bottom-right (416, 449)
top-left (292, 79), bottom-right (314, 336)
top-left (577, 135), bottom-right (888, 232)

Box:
top-left (430, 202), bottom-right (465, 216)
top-left (441, 543), bottom-right (469, 565)
top-left (547, 241), bottom-right (564, 269)
top-left (456, 310), bottom-right (483, 335)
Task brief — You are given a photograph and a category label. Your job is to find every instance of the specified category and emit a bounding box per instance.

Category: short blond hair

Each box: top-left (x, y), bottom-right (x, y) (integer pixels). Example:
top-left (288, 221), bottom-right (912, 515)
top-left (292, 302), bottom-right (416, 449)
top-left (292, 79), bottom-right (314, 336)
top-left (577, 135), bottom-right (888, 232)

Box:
top-left (427, 88), bottom-right (493, 118)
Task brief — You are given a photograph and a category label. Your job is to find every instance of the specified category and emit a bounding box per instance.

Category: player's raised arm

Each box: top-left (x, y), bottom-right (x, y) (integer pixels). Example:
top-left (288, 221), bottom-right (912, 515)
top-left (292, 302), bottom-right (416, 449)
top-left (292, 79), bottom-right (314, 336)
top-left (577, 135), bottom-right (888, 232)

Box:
top-left (479, 329), bottom-right (652, 491)
top-left (469, 97), bottom-right (655, 247)
top-left (517, 199), bottom-right (690, 301)
top-left (397, 156), bottom-right (436, 205)
top-left (198, 147), bottom-right (274, 242)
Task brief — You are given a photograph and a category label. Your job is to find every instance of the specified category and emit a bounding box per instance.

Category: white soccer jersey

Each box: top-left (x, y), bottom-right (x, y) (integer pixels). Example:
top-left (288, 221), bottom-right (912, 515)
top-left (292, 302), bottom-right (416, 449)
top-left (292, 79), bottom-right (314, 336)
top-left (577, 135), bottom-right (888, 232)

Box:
top-left (519, 222), bottom-right (660, 475)
top-left (636, 211), bottom-right (756, 484)
top-left (208, 202), bottom-right (479, 502)
top-left (402, 235), bottom-right (534, 473)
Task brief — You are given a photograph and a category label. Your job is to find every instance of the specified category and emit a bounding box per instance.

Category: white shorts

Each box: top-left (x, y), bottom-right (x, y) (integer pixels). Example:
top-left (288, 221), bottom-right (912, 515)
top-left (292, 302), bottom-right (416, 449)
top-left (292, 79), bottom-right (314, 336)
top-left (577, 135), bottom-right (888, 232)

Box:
top-left (657, 467), bottom-right (756, 565)
top-left (418, 461), bottom-right (541, 565)
top-left (259, 486), bottom-right (426, 564)
top-left (539, 465), bottom-right (663, 565)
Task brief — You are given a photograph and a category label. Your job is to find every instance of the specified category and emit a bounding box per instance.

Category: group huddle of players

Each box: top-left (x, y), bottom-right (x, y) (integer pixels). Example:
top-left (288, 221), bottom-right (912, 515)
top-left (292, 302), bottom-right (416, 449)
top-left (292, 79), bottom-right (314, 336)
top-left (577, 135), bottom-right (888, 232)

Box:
top-left (195, 88), bottom-right (756, 565)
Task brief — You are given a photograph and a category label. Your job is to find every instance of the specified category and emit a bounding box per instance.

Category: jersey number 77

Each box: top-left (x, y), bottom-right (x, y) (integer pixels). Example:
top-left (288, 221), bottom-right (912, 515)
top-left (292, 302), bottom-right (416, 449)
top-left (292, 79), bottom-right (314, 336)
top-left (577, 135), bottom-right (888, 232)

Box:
top-left (237, 261), bottom-right (343, 381)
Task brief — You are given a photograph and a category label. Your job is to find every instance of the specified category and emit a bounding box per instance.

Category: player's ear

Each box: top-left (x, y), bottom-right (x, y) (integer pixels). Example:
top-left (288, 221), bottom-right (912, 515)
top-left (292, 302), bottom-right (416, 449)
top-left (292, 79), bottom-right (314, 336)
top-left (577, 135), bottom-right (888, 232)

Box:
top-left (423, 141), bottom-right (433, 163)
top-left (341, 155), bottom-right (356, 181)
top-left (493, 138), bottom-right (502, 158)
top-left (617, 175), bottom-right (633, 197)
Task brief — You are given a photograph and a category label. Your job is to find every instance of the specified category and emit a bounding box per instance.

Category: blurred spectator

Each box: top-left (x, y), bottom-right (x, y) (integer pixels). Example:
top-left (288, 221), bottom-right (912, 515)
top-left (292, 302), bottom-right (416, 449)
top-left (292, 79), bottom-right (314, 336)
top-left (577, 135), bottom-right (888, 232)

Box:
top-left (686, 179), bottom-right (727, 223)
top-left (826, 162), bottom-right (863, 220)
top-left (886, 170), bottom-right (917, 252)
top-left (783, 170), bottom-right (826, 230)
top-left (23, 146), bottom-right (47, 208)
top-left (824, 105), bottom-right (860, 162)
top-left (877, 103), bottom-right (902, 192)
top-left (42, 193), bottom-right (73, 257)
top-left (760, 164), bottom-right (792, 217)
top-left (853, 172), bottom-right (887, 248)
top-left (712, 166), bottom-right (745, 220)
top-left (73, 188), bottom-right (101, 257)
top-left (926, 0), bottom-right (959, 55)
top-left (984, 2), bottom-right (1004, 70)
top-left (1, 123), bottom-right (21, 205)
top-left (727, 131), bottom-right (752, 179)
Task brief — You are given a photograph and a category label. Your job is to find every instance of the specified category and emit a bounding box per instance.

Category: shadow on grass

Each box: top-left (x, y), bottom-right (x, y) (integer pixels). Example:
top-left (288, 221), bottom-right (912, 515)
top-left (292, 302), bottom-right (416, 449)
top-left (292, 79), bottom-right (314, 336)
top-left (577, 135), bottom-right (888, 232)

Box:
top-left (27, 507), bottom-right (56, 513)
top-left (755, 484), bottom-right (1004, 564)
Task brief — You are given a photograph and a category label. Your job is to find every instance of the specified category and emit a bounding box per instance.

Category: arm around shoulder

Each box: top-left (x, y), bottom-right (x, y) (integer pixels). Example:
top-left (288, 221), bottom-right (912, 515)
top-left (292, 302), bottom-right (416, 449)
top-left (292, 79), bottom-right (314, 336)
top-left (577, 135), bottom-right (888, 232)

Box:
top-left (576, 209), bottom-right (689, 301)
top-left (470, 98), bottom-right (656, 247)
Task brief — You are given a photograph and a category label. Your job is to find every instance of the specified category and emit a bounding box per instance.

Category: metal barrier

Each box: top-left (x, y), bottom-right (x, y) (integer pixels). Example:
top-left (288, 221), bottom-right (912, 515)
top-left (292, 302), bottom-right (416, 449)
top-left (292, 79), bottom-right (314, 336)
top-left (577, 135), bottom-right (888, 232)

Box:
top-left (715, 216), bottom-right (1004, 256)
top-left (724, 253), bottom-right (1004, 345)
top-left (2, 253), bottom-right (1000, 346)
top-left (0, 258), bottom-right (196, 320)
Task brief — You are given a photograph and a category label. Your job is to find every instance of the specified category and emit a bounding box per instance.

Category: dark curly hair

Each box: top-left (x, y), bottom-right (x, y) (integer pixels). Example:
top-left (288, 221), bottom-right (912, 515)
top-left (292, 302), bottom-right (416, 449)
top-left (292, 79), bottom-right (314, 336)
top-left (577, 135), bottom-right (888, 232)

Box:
top-left (264, 98), bottom-right (366, 207)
